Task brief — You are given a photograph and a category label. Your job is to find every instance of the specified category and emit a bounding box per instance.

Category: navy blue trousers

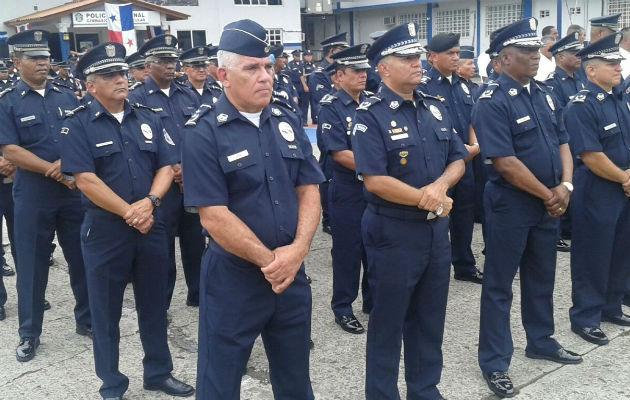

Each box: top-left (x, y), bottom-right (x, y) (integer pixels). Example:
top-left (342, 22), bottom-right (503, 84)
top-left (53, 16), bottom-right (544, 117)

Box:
top-left (363, 208), bottom-right (451, 400)
top-left (197, 245), bottom-right (314, 400)
top-left (14, 174), bottom-right (90, 339)
top-left (478, 183), bottom-right (561, 374)
top-left (449, 163), bottom-right (477, 276)
top-left (81, 210), bottom-right (173, 398)
top-left (162, 184), bottom-right (205, 307)
top-left (0, 182), bottom-right (14, 307)
top-left (329, 177), bottom-right (371, 317)
top-left (299, 90), bottom-right (310, 126)
top-left (570, 170), bottom-right (630, 328)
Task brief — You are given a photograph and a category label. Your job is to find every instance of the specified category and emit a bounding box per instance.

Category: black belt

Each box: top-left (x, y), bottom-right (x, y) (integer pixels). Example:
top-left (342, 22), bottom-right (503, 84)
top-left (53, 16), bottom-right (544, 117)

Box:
top-left (367, 203), bottom-right (437, 221)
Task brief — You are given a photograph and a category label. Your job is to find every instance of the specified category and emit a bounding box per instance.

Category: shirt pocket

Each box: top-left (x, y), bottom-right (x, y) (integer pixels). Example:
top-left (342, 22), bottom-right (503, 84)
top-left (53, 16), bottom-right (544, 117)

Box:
top-left (91, 140), bottom-right (122, 158)
top-left (511, 116), bottom-right (538, 150)
top-left (384, 133), bottom-right (418, 178)
top-left (599, 122), bottom-right (625, 165)
top-left (280, 144), bottom-right (306, 182)
top-left (219, 149), bottom-right (260, 192)
top-left (15, 113), bottom-right (45, 145)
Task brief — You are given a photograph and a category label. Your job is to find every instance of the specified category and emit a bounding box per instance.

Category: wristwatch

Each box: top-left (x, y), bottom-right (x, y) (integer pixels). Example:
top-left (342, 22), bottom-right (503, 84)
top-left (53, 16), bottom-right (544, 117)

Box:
top-left (146, 194), bottom-right (161, 208)
top-left (561, 182), bottom-right (574, 193)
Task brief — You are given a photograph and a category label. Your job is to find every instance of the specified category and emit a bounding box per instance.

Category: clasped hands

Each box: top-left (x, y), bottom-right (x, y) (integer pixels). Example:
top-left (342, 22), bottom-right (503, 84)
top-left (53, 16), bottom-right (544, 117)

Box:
top-left (417, 181), bottom-right (453, 217)
top-left (544, 184), bottom-right (571, 218)
top-left (123, 198), bottom-right (154, 234)
top-left (261, 244), bottom-right (307, 294)
top-left (45, 159), bottom-right (76, 189)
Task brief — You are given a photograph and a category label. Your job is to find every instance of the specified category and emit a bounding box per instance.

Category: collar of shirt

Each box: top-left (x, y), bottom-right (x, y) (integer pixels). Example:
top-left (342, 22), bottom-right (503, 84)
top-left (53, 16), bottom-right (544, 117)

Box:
top-left (214, 94), bottom-right (272, 127)
top-left (427, 67), bottom-right (459, 86)
top-left (88, 98), bottom-right (134, 122)
top-left (553, 65), bottom-right (573, 80)
top-left (335, 87), bottom-right (364, 106)
top-left (15, 79), bottom-right (57, 97)
top-left (377, 82), bottom-right (419, 111)
top-left (584, 80), bottom-right (611, 101)
top-left (144, 76), bottom-right (184, 96)
top-left (497, 73), bottom-right (540, 97)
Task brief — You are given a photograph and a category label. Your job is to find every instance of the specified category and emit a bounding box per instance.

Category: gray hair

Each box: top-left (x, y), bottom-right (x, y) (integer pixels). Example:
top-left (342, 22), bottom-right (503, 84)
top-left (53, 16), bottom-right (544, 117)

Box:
top-left (217, 50), bottom-right (241, 69)
top-left (541, 35), bottom-right (556, 46)
top-left (582, 58), bottom-right (604, 70)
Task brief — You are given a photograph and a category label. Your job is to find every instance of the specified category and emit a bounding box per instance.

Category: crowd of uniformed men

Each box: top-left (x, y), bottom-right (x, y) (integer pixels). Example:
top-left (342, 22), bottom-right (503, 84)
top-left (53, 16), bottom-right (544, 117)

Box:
top-left (0, 11), bottom-right (628, 400)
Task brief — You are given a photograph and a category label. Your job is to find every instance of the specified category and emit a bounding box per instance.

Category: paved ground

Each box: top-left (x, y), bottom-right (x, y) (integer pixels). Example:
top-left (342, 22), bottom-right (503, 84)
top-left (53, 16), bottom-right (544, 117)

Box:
top-left (0, 224), bottom-right (628, 400)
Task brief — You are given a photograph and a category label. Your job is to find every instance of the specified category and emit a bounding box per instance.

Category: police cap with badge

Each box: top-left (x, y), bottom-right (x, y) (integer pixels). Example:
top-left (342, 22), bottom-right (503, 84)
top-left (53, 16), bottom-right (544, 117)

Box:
top-left (367, 22), bottom-right (426, 65)
top-left (489, 17), bottom-right (543, 55)
top-left (76, 42), bottom-right (128, 80)
top-left (57, 61), bottom-right (71, 70)
top-left (549, 32), bottom-right (584, 56)
top-left (206, 45), bottom-right (219, 64)
top-left (590, 13), bottom-right (621, 31)
top-left (321, 32), bottom-right (349, 52)
top-left (180, 46), bottom-right (211, 67)
top-left (0, 60), bottom-right (7, 73)
top-left (125, 52), bottom-right (146, 69)
top-left (576, 30), bottom-right (625, 61)
top-left (138, 34), bottom-right (179, 59)
top-left (460, 45), bottom-right (475, 59)
top-left (7, 30), bottom-right (50, 56)
top-left (427, 32), bottom-right (460, 53)
top-left (219, 19), bottom-right (271, 57)
top-left (330, 43), bottom-right (372, 71)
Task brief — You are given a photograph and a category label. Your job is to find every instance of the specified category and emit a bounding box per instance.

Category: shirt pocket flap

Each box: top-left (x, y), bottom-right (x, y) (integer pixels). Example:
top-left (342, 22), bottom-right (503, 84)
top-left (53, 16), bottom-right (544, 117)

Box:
top-left (92, 140), bottom-right (121, 157)
top-left (219, 149), bottom-right (257, 173)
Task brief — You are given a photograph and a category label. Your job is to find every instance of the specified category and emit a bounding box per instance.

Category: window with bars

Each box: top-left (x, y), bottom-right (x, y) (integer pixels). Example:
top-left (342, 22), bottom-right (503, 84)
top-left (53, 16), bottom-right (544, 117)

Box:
top-left (608, 0), bottom-right (630, 28)
top-left (235, 0), bottom-right (282, 4)
top-left (398, 13), bottom-right (428, 39)
top-left (435, 9), bottom-right (471, 37)
top-left (265, 29), bottom-right (283, 45)
top-left (485, 4), bottom-right (522, 36)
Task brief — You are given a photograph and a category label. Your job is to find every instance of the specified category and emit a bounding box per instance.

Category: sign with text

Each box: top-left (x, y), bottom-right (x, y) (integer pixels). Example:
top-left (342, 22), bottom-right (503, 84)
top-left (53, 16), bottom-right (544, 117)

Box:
top-left (72, 10), bottom-right (159, 27)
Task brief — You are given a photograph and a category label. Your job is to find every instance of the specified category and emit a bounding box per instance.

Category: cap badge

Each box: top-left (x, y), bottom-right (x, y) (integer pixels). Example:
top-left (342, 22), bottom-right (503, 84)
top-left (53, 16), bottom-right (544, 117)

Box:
top-left (429, 104), bottom-right (442, 121)
top-left (574, 32), bottom-right (579, 40)
top-left (529, 18), bottom-right (537, 31)
top-left (278, 121), bottom-right (295, 142)
top-left (165, 36), bottom-right (172, 46)
top-left (460, 82), bottom-right (470, 95)
top-left (105, 44), bottom-right (116, 58)
top-left (408, 23), bottom-right (416, 37)
top-left (34, 31), bottom-right (42, 42)
top-left (264, 45), bottom-right (271, 54)
top-left (140, 123), bottom-right (153, 140)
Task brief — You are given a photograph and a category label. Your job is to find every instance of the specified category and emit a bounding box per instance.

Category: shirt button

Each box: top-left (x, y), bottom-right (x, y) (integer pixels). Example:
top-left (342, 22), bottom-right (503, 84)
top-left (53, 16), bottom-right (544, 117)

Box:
top-left (124, 141), bottom-right (129, 145)
top-left (279, 225), bottom-right (284, 231)
top-left (269, 176), bottom-right (274, 181)
top-left (265, 152), bottom-right (270, 157)
top-left (237, 162), bottom-right (242, 167)
top-left (274, 200), bottom-right (279, 205)
top-left (422, 137), bottom-right (427, 142)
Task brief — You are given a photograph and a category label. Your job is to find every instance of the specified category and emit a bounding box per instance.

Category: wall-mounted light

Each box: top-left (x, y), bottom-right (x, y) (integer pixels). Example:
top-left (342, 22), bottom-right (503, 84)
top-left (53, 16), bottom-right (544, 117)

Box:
top-left (63, 33), bottom-right (70, 41)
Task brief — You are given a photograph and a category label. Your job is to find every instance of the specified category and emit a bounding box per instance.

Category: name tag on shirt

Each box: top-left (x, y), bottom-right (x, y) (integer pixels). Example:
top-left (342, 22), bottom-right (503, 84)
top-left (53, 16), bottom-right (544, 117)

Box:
top-left (95, 141), bottom-right (114, 147)
top-left (516, 116), bottom-right (531, 124)
top-left (227, 149), bottom-right (249, 162)
top-left (20, 115), bottom-right (36, 122)
top-left (604, 123), bottom-right (617, 131)
top-left (390, 133), bottom-right (409, 141)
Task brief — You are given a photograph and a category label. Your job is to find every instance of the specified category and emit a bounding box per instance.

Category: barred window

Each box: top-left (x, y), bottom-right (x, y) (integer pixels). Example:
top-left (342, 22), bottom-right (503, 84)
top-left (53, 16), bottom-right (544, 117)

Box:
top-left (608, 0), bottom-right (630, 28)
top-left (435, 9), bottom-right (471, 38)
top-left (265, 28), bottom-right (283, 45)
top-left (398, 13), bottom-right (428, 39)
top-left (235, 0), bottom-right (282, 4)
top-left (485, 4), bottom-right (523, 37)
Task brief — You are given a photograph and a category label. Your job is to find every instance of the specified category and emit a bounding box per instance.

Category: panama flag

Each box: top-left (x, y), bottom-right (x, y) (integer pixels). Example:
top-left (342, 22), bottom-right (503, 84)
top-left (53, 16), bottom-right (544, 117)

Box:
top-left (105, 3), bottom-right (137, 54)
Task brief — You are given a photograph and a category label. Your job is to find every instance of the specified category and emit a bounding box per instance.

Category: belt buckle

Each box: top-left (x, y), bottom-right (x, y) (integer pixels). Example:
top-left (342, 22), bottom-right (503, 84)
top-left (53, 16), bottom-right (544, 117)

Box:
top-left (426, 212), bottom-right (437, 220)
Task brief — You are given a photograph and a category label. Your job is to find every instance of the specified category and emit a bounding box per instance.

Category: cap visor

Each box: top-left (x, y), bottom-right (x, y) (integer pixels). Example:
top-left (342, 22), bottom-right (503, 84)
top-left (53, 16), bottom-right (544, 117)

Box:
top-left (23, 50), bottom-right (51, 57)
top-left (348, 62), bottom-right (372, 70)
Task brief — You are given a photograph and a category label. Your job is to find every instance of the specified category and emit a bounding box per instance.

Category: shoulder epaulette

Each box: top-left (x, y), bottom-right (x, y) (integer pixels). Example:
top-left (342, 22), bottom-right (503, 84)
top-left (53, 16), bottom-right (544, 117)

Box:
top-left (0, 87), bottom-right (14, 98)
top-left (478, 82), bottom-right (500, 100)
top-left (416, 90), bottom-right (445, 103)
top-left (185, 103), bottom-right (214, 127)
top-left (356, 96), bottom-right (382, 111)
top-left (133, 103), bottom-right (163, 113)
top-left (362, 90), bottom-right (374, 96)
top-left (175, 79), bottom-right (190, 87)
top-left (420, 75), bottom-right (431, 84)
top-left (319, 93), bottom-right (337, 105)
top-left (271, 96), bottom-right (296, 113)
top-left (63, 105), bottom-right (86, 118)
top-left (129, 81), bottom-right (144, 91)
top-left (571, 89), bottom-right (590, 103)
top-left (272, 89), bottom-right (290, 100)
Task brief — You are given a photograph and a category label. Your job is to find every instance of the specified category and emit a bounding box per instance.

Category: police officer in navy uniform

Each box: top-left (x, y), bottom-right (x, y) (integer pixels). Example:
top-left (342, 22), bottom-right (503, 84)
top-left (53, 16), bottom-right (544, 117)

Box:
top-left (563, 33), bottom-right (630, 346)
top-left (364, 31), bottom-right (385, 93)
top-left (204, 45), bottom-right (224, 101)
top-left (420, 33), bottom-right (483, 284)
top-left (53, 61), bottom-right (81, 95)
top-left (352, 23), bottom-right (467, 400)
top-left (0, 60), bottom-right (14, 91)
top-left (6, 59), bottom-right (20, 83)
top-left (182, 19), bottom-right (324, 400)
top-left (458, 45), bottom-right (479, 92)
top-left (272, 45), bottom-right (300, 113)
top-left (318, 44), bottom-right (372, 334)
top-left (288, 50), bottom-right (309, 125)
top-left (302, 50), bottom-right (315, 123)
top-left (128, 35), bottom-right (204, 308)
top-left (575, 14), bottom-right (621, 84)
top-left (60, 42), bottom-right (194, 400)
top-left (308, 32), bottom-right (348, 124)
top-left (125, 52), bottom-right (148, 89)
top-left (471, 18), bottom-right (583, 398)
top-left (180, 46), bottom-right (220, 104)
top-left (0, 29), bottom-right (91, 362)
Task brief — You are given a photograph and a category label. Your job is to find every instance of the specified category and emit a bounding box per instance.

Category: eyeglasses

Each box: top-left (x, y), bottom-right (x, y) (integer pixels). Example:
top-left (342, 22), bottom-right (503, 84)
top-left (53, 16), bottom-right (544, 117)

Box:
top-left (153, 58), bottom-right (177, 66)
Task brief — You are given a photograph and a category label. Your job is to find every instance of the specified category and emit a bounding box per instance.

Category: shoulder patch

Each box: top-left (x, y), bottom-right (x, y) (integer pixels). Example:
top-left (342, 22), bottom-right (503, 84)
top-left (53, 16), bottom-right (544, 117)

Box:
top-left (479, 83), bottom-right (499, 100)
top-left (185, 103), bottom-right (214, 127)
top-left (356, 96), bottom-right (382, 111)
top-left (63, 105), bottom-right (86, 118)
top-left (129, 81), bottom-right (144, 91)
top-left (420, 75), bottom-right (431, 84)
top-left (362, 90), bottom-right (374, 96)
top-left (0, 87), bottom-right (14, 98)
top-left (271, 96), bottom-right (296, 113)
top-left (320, 93), bottom-right (337, 105)
top-left (545, 71), bottom-right (556, 81)
top-left (133, 103), bottom-right (163, 113)
top-left (416, 90), bottom-right (445, 103)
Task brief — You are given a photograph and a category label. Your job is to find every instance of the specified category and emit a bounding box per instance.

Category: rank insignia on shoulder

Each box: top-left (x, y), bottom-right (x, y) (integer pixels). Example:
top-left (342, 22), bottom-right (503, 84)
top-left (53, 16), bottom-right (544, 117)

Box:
top-left (321, 123), bottom-right (332, 130)
top-left (60, 127), bottom-right (70, 135)
top-left (320, 94), bottom-right (336, 104)
top-left (357, 101), bottom-right (372, 110)
top-left (572, 94), bottom-right (586, 103)
top-left (217, 113), bottom-right (228, 123)
top-left (185, 104), bottom-right (213, 127)
top-left (508, 88), bottom-right (518, 96)
top-left (596, 93), bottom-right (606, 101)
top-left (0, 87), bottom-right (14, 98)
top-left (271, 107), bottom-right (282, 116)
top-left (389, 101), bottom-right (399, 109)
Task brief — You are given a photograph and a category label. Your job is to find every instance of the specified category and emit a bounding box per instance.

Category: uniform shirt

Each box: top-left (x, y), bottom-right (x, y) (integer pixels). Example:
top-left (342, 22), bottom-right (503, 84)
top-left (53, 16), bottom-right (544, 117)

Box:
top-left (204, 76), bottom-right (224, 104)
top-left (319, 88), bottom-right (367, 179)
top-left (0, 80), bottom-right (80, 196)
top-left (303, 61), bottom-right (315, 79)
top-left (471, 73), bottom-right (568, 190)
top-left (7, 73), bottom-right (20, 83)
top-left (565, 81), bottom-right (630, 170)
top-left (53, 75), bottom-right (79, 93)
top-left (419, 67), bottom-right (475, 141)
top-left (287, 60), bottom-right (304, 88)
top-left (274, 72), bottom-right (299, 111)
top-left (308, 65), bottom-right (334, 121)
top-left (0, 79), bottom-right (13, 91)
top-left (60, 100), bottom-right (178, 210)
top-left (182, 95), bottom-right (325, 252)
top-left (544, 66), bottom-right (584, 107)
top-left (351, 83), bottom-right (467, 211)
top-left (128, 76), bottom-right (200, 156)
top-left (186, 80), bottom-right (221, 105)
top-left (365, 62), bottom-right (381, 93)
